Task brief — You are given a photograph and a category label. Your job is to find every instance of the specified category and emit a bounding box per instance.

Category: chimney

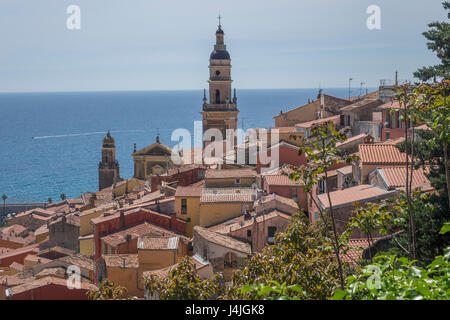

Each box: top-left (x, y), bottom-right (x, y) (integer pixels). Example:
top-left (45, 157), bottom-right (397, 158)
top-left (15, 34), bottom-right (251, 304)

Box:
top-left (120, 211), bottom-right (125, 227)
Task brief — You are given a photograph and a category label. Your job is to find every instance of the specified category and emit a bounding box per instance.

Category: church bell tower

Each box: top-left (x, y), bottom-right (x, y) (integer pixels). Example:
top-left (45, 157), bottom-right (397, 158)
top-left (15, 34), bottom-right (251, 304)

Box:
top-left (98, 130), bottom-right (120, 191)
top-left (201, 17), bottom-right (239, 147)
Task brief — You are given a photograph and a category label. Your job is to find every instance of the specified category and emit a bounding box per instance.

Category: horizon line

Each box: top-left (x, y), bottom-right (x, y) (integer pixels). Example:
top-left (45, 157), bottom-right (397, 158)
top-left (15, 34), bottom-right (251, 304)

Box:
top-left (0, 87), bottom-right (378, 95)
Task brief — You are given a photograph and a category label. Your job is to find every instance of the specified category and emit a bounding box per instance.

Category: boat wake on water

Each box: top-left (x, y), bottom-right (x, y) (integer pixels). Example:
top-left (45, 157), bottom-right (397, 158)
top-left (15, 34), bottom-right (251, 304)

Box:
top-left (32, 130), bottom-right (146, 139)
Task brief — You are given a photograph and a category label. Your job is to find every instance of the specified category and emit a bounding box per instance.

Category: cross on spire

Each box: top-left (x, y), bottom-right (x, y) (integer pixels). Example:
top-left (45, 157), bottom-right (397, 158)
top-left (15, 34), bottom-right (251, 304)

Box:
top-left (217, 12), bottom-right (222, 26)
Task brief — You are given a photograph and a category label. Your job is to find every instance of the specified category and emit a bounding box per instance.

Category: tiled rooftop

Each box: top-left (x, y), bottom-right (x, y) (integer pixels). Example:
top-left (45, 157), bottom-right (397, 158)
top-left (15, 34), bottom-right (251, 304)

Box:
top-left (101, 221), bottom-right (179, 247)
top-left (194, 226), bottom-right (251, 255)
top-left (137, 236), bottom-right (179, 250)
top-left (200, 187), bottom-right (256, 203)
top-left (359, 143), bottom-right (407, 164)
top-left (378, 167), bottom-right (430, 189)
top-left (103, 254), bottom-right (139, 268)
top-left (264, 174), bottom-right (300, 186)
top-left (317, 184), bottom-right (397, 209)
top-left (205, 168), bottom-right (257, 179)
top-left (295, 115), bottom-right (340, 129)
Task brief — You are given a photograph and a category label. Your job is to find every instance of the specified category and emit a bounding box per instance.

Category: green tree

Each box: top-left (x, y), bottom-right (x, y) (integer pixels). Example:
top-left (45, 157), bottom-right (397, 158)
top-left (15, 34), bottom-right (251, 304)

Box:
top-left (88, 279), bottom-right (132, 300)
top-left (60, 193), bottom-right (66, 201)
top-left (288, 121), bottom-right (359, 289)
top-left (414, 2), bottom-right (450, 82)
top-left (47, 197), bottom-right (52, 204)
top-left (334, 225), bottom-right (450, 300)
top-left (1, 194), bottom-right (7, 217)
top-left (144, 258), bottom-right (223, 300)
top-left (221, 213), bottom-right (350, 300)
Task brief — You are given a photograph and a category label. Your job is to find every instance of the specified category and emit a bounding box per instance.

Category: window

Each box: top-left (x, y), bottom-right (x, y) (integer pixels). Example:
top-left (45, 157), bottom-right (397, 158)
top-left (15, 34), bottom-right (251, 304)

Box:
top-left (247, 230), bottom-right (252, 237)
top-left (396, 111), bottom-right (401, 129)
top-left (268, 226), bottom-right (276, 237)
top-left (203, 248), bottom-right (208, 259)
top-left (198, 170), bottom-right (204, 179)
top-left (385, 132), bottom-right (390, 140)
top-left (318, 180), bottom-right (326, 194)
top-left (235, 178), bottom-right (241, 184)
top-left (340, 114), bottom-right (345, 126)
top-left (215, 90), bottom-right (220, 103)
top-left (346, 115), bottom-right (351, 126)
top-left (386, 112), bottom-right (392, 128)
top-left (181, 199), bottom-right (187, 214)
top-left (290, 188), bottom-right (297, 200)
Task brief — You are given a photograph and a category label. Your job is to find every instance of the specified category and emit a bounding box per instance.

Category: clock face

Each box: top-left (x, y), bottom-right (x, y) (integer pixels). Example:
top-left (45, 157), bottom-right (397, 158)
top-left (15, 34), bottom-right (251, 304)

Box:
top-left (215, 70), bottom-right (220, 76)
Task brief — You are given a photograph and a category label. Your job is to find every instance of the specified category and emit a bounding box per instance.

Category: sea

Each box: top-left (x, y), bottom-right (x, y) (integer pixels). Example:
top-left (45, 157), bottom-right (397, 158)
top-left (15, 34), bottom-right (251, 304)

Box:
top-left (0, 88), bottom-right (372, 203)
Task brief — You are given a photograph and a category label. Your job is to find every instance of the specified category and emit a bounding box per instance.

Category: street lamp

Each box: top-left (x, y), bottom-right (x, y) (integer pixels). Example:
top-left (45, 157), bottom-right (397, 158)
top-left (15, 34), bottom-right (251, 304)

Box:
top-left (348, 77), bottom-right (353, 99)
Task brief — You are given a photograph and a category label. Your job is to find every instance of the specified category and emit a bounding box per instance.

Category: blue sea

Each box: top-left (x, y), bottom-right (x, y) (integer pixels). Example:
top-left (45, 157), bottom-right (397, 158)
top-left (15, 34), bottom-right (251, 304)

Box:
top-left (0, 88), bottom-right (371, 203)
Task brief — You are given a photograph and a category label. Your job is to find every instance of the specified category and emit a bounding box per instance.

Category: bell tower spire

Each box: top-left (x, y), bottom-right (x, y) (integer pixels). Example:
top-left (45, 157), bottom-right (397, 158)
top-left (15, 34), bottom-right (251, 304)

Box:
top-left (201, 18), bottom-right (239, 147)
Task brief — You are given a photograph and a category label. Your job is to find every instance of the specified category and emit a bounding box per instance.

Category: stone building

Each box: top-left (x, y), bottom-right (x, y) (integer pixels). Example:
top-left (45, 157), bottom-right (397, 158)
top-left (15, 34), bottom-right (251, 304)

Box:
top-left (193, 226), bottom-right (251, 277)
top-left (132, 136), bottom-right (177, 180)
top-left (98, 131), bottom-right (120, 191)
top-left (201, 22), bottom-right (239, 147)
top-left (43, 214), bottom-right (80, 252)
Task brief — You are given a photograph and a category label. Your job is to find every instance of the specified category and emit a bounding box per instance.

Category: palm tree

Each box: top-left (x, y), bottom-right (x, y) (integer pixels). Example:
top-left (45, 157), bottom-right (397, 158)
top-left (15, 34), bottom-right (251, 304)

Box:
top-left (47, 197), bottom-right (52, 204)
top-left (1, 194), bottom-right (7, 217)
top-left (60, 193), bottom-right (66, 201)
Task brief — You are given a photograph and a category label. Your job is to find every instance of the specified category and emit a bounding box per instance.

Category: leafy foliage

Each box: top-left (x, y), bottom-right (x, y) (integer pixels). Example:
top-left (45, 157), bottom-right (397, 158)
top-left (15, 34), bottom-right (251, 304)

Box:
top-left (144, 257), bottom-right (223, 300)
top-left (221, 213), bottom-right (351, 300)
top-left (414, 2), bottom-right (450, 82)
top-left (334, 249), bottom-right (450, 300)
top-left (88, 279), bottom-right (132, 300)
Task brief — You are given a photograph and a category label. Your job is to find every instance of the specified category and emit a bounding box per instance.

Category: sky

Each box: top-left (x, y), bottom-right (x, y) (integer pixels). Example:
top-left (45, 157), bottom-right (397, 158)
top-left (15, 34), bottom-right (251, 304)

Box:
top-left (0, 0), bottom-right (447, 92)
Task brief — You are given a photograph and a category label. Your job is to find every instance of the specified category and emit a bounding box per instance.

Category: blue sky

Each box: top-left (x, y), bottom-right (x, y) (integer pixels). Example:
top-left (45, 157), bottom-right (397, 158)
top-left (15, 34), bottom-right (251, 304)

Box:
top-left (0, 0), bottom-right (446, 92)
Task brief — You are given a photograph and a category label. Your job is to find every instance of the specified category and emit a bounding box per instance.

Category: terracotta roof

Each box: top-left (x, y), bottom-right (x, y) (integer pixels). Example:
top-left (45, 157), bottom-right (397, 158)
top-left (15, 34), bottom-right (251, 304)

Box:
top-left (205, 169), bottom-right (257, 179)
top-left (317, 184), bottom-right (397, 210)
top-left (101, 222), bottom-right (179, 248)
top-left (383, 137), bottom-right (406, 145)
top-left (58, 254), bottom-right (94, 271)
top-left (0, 275), bottom-right (28, 287)
top-left (103, 254), bottom-right (139, 268)
top-left (138, 236), bottom-right (179, 250)
top-left (378, 100), bottom-right (403, 109)
top-left (377, 167), bottom-right (430, 189)
top-left (295, 115), bottom-right (340, 129)
top-left (9, 276), bottom-right (96, 296)
top-left (34, 224), bottom-right (49, 236)
top-left (255, 193), bottom-right (299, 209)
top-left (143, 255), bottom-right (209, 278)
top-left (37, 246), bottom-right (75, 258)
top-left (1, 224), bottom-right (27, 237)
top-left (335, 134), bottom-right (369, 148)
top-left (264, 174), bottom-right (300, 186)
top-left (336, 165), bottom-right (353, 175)
top-left (200, 187), bottom-right (256, 203)
top-left (359, 144), bottom-right (406, 164)
top-left (175, 185), bottom-right (204, 198)
top-left (35, 267), bottom-right (66, 278)
top-left (271, 126), bottom-right (297, 133)
top-left (9, 262), bottom-right (24, 271)
top-left (342, 238), bottom-right (374, 263)
top-left (0, 244), bottom-right (39, 260)
top-left (341, 99), bottom-right (380, 111)
top-left (194, 226), bottom-right (251, 255)
top-left (211, 210), bottom-right (291, 235)
top-left (24, 255), bottom-right (52, 264)
top-left (349, 90), bottom-right (379, 101)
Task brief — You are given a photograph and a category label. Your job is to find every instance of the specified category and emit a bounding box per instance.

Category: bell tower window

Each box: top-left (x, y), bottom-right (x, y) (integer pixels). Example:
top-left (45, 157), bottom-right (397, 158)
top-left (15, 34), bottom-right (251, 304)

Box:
top-left (215, 90), bottom-right (220, 103)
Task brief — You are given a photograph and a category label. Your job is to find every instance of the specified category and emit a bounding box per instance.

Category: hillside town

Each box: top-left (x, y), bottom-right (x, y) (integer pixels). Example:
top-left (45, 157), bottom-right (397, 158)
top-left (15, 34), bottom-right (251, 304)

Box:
top-left (0, 8), bottom-right (449, 301)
